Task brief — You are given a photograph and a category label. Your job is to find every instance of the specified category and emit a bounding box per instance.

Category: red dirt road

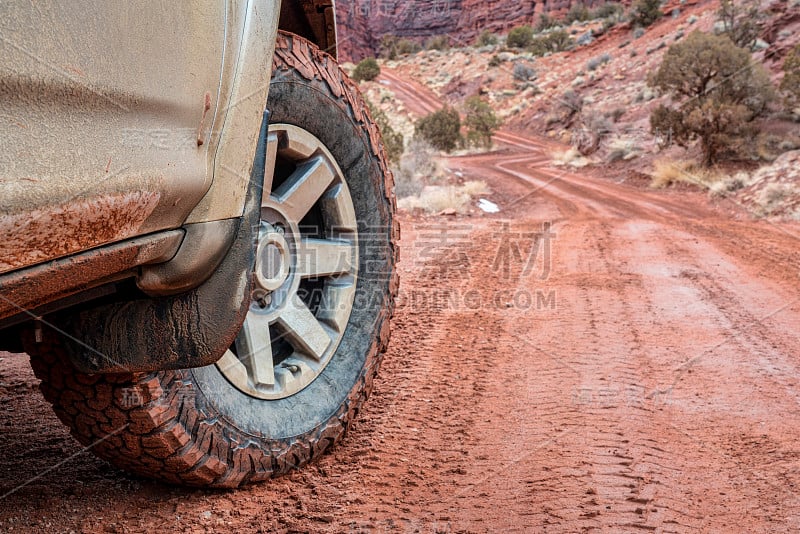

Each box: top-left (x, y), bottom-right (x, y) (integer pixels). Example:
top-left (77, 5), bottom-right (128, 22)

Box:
top-left (1, 84), bottom-right (800, 532)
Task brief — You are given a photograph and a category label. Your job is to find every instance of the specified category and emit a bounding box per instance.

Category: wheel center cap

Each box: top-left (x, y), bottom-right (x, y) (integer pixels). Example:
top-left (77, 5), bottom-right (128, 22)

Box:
top-left (255, 226), bottom-right (291, 292)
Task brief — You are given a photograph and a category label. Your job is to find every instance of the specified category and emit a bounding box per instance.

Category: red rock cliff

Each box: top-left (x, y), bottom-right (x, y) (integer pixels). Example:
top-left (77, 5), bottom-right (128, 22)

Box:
top-left (335, 0), bottom-right (625, 61)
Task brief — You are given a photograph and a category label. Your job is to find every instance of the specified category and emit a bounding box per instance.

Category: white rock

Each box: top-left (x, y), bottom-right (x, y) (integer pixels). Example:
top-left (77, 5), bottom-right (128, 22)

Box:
top-left (478, 198), bottom-right (500, 213)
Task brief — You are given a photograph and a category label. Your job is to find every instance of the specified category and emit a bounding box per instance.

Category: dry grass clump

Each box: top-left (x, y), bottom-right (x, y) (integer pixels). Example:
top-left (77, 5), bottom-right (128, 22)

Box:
top-left (649, 159), bottom-right (722, 189)
top-left (708, 172), bottom-right (753, 197)
top-left (755, 183), bottom-right (798, 217)
top-left (392, 138), bottom-right (439, 199)
top-left (461, 180), bottom-right (491, 197)
top-left (605, 137), bottom-right (641, 162)
top-left (552, 148), bottom-right (590, 168)
top-left (398, 180), bottom-right (489, 214)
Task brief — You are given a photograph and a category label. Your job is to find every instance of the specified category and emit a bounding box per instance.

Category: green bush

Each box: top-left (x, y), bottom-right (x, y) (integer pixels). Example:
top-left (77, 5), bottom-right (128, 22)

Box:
top-left (416, 107), bottom-right (463, 153)
top-left (632, 0), bottom-right (663, 28)
top-left (367, 102), bottom-right (404, 164)
top-left (782, 44), bottom-right (800, 108)
top-left (529, 30), bottom-right (574, 56)
top-left (475, 30), bottom-right (498, 47)
top-left (464, 97), bottom-right (502, 149)
top-left (649, 31), bottom-right (776, 165)
top-left (352, 58), bottom-right (380, 82)
top-left (507, 25), bottom-right (535, 48)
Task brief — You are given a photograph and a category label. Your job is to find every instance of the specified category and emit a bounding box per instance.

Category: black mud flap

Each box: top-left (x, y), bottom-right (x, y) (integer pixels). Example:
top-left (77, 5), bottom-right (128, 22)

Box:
top-left (59, 112), bottom-right (269, 374)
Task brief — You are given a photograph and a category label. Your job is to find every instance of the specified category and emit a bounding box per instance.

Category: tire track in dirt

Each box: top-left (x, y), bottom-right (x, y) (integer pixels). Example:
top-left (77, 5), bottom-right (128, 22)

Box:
top-left (503, 220), bottom-right (694, 531)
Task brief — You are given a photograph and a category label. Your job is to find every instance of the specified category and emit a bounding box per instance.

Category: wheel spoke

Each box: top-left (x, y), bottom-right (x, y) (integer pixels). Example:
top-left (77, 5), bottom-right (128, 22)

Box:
top-left (278, 294), bottom-right (332, 361)
top-left (296, 238), bottom-right (355, 278)
top-left (317, 282), bottom-right (357, 333)
top-left (319, 184), bottom-right (358, 235)
top-left (272, 156), bottom-right (336, 221)
top-left (235, 312), bottom-right (275, 387)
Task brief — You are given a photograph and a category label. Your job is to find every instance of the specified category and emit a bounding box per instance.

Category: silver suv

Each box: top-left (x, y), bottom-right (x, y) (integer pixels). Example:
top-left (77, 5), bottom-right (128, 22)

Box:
top-left (0, 0), bottom-right (398, 487)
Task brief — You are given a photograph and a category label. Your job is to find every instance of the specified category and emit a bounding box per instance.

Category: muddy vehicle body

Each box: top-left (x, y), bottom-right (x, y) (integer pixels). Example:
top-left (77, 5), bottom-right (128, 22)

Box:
top-left (0, 0), bottom-right (397, 487)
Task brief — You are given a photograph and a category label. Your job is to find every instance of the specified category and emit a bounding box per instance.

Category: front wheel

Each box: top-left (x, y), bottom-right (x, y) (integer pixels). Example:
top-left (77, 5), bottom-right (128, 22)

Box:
top-left (25, 32), bottom-right (398, 488)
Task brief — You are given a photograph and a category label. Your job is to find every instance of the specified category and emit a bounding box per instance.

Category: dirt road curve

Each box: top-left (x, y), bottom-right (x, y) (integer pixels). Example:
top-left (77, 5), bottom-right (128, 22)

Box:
top-left (2, 89), bottom-right (800, 533)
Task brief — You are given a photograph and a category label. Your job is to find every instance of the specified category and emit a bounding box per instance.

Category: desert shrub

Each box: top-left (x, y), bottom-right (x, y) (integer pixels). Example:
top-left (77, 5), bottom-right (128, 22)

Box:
top-left (650, 159), bottom-right (694, 188)
top-left (488, 54), bottom-right (503, 67)
top-left (572, 110), bottom-right (613, 155)
top-left (757, 183), bottom-right (795, 216)
top-left (398, 138), bottom-right (437, 185)
top-left (608, 107), bottom-right (626, 122)
top-left (650, 158), bottom-right (723, 189)
top-left (381, 36), bottom-right (421, 58)
top-left (708, 172), bottom-right (751, 197)
top-left (632, 0), bottom-right (663, 28)
top-left (552, 147), bottom-right (591, 167)
top-left (393, 168), bottom-right (425, 200)
top-left (752, 133), bottom-right (796, 162)
top-left (367, 101), bottom-right (404, 164)
top-left (557, 89), bottom-right (585, 127)
top-left (537, 14), bottom-right (557, 32)
top-left (529, 39), bottom-right (547, 57)
top-left (605, 137), bottom-right (640, 162)
top-left (379, 36), bottom-right (420, 59)
top-left (513, 63), bottom-right (537, 81)
top-left (379, 35), bottom-right (398, 59)
top-left (464, 96), bottom-right (502, 149)
top-left (782, 44), bottom-right (800, 108)
top-left (716, 0), bottom-right (762, 49)
top-left (507, 25), bottom-right (535, 49)
top-left (648, 31), bottom-right (776, 166)
top-left (416, 106), bottom-right (463, 153)
top-left (393, 168), bottom-right (424, 199)
top-left (426, 35), bottom-right (450, 51)
top-left (565, 4), bottom-right (591, 24)
top-left (397, 39), bottom-right (422, 55)
top-left (536, 13), bottom-right (561, 33)
top-left (601, 18), bottom-right (618, 33)
top-left (475, 30), bottom-right (498, 47)
top-left (545, 30), bottom-right (574, 52)
top-left (352, 57), bottom-right (380, 82)
top-left (529, 30), bottom-right (574, 56)
top-left (594, 2), bottom-right (625, 20)
top-left (586, 53), bottom-right (612, 71)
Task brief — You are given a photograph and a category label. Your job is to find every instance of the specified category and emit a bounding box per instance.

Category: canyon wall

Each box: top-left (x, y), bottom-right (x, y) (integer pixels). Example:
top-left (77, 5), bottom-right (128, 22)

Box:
top-left (335, 0), bottom-right (621, 61)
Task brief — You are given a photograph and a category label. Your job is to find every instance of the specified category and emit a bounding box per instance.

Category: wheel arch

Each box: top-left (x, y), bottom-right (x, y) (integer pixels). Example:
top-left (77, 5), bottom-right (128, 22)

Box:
top-left (279, 0), bottom-right (338, 58)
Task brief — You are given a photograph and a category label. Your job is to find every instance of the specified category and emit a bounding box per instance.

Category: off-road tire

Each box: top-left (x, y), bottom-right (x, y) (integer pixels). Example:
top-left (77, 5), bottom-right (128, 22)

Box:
top-left (23, 32), bottom-right (399, 488)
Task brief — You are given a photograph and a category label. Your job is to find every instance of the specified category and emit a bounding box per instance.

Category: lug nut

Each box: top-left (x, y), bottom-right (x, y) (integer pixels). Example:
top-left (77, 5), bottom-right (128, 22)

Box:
top-left (282, 363), bottom-right (300, 374)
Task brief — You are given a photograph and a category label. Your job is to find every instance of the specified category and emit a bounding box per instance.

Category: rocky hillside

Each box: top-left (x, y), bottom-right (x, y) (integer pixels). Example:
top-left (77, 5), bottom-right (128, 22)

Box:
top-left (336, 0), bottom-right (633, 61)
top-left (358, 0), bottom-right (800, 219)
